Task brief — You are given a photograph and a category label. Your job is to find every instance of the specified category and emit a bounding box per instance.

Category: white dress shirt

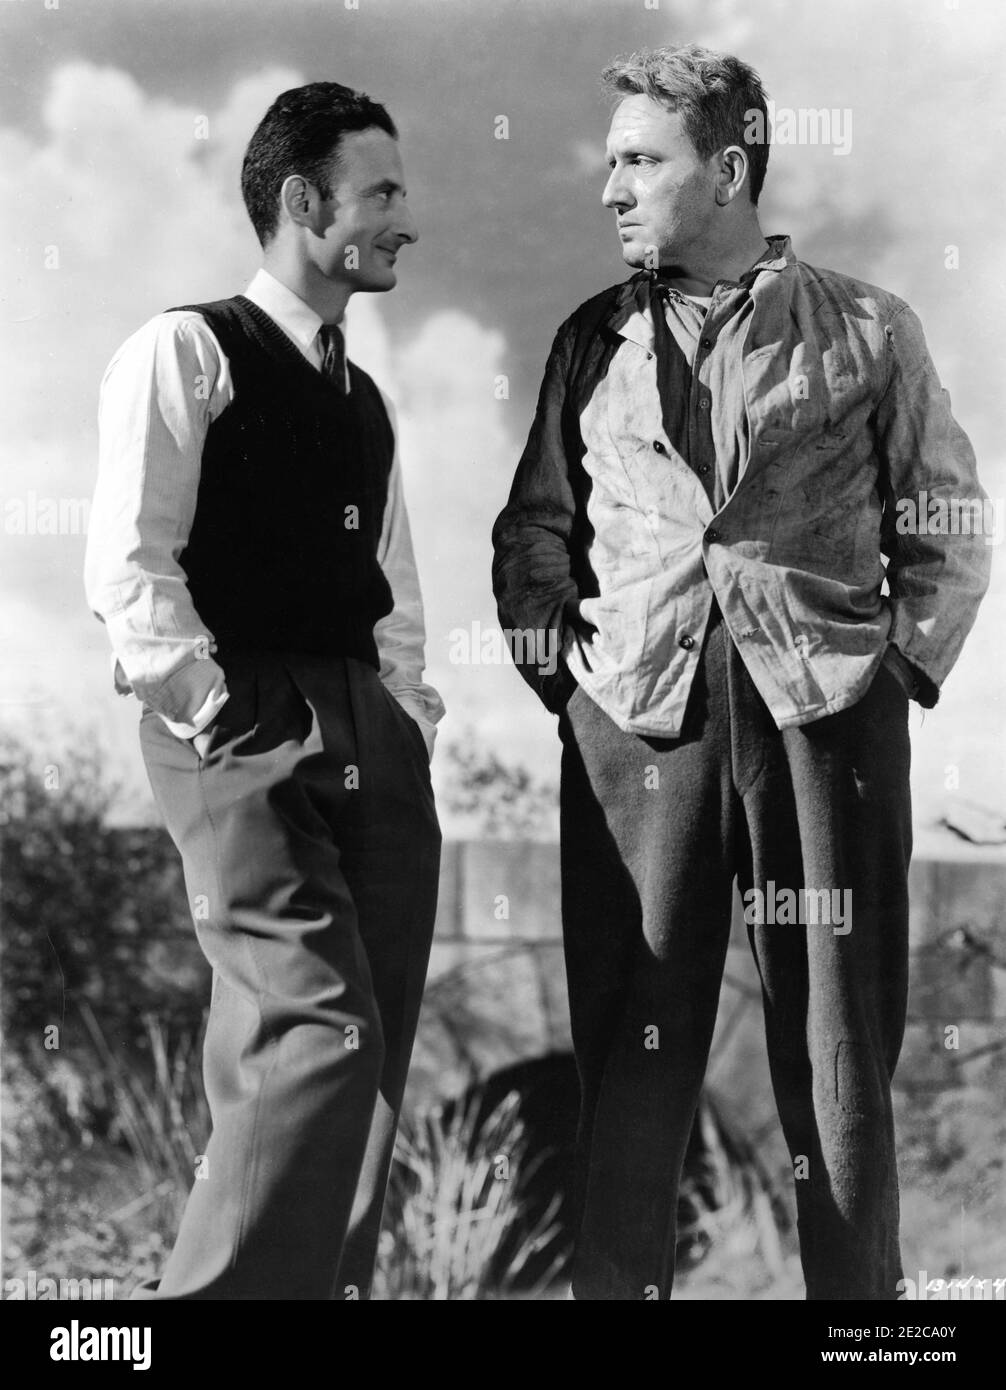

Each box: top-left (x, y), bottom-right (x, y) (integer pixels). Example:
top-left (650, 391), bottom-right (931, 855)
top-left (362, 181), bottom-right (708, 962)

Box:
top-left (85, 268), bottom-right (444, 757)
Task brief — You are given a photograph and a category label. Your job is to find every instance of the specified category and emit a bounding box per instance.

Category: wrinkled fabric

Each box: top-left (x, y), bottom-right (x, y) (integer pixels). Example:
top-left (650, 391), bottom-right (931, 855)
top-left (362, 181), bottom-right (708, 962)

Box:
top-left (86, 270), bottom-right (444, 752)
top-left (492, 237), bottom-right (991, 736)
top-left (559, 607), bottom-right (910, 1300)
top-left (131, 651), bottom-right (440, 1300)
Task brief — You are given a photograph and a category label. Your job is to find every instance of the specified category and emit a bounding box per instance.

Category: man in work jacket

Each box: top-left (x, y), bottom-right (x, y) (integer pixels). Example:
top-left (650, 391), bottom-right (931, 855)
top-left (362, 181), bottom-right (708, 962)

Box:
top-left (492, 42), bottom-right (991, 1300)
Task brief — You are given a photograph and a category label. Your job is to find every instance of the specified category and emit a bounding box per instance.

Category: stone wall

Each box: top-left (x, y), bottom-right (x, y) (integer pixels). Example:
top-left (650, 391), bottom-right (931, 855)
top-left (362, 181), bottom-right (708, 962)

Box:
top-left (138, 826), bottom-right (1006, 1134)
top-left (410, 841), bottom-right (1006, 1154)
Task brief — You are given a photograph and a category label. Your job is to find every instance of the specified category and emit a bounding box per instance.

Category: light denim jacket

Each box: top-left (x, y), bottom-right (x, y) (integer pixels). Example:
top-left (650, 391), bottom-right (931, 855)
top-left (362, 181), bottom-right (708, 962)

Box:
top-left (492, 237), bottom-right (991, 735)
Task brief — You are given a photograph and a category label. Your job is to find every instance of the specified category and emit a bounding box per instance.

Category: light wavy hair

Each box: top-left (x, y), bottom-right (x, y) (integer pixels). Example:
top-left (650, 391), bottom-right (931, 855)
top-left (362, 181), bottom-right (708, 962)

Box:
top-left (601, 43), bottom-right (770, 205)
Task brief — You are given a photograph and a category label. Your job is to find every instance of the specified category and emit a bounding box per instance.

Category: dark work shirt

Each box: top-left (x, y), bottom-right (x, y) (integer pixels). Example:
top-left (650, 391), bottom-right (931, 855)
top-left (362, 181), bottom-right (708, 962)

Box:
top-left (650, 263), bottom-right (767, 511)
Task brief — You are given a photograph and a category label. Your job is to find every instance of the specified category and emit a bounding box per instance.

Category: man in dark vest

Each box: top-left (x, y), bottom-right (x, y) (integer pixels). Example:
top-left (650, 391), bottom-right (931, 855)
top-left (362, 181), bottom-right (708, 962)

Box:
top-left (492, 44), bottom-right (990, 1299)
top-left (85, 82), bottom-right (443, 1300)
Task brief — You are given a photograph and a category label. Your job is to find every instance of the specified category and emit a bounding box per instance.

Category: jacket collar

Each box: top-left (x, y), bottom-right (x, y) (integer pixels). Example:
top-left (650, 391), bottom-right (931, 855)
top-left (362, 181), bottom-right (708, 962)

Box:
top-left (606, 234), bottom-right (798, 352)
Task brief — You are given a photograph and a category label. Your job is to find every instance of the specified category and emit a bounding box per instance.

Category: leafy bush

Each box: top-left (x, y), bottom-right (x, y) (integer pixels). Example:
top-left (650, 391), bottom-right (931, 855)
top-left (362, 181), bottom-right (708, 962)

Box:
top-left (0, 730), bottom-right (203, 1051)
top-left (438, 732), bottom-right (559, 839)
top-left (375, 1087), bottom-right (569, 1300)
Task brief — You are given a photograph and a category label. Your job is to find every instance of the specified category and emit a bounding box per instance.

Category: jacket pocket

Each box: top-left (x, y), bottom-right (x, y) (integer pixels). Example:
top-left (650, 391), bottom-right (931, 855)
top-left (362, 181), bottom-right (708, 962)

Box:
top-left (578, 579), bottom-right (652, 677)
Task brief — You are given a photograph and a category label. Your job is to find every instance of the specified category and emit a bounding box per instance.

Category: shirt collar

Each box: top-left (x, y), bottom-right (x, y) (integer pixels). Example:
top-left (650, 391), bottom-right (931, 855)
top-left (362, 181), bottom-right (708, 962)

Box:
top-left (609, 234), bottom-right (796, 351)
top-left (243, 268), bottom-right (328, 359)
top-left (649, 234), bottom-right (794, 291)
top-left (751, 233), bottom-right (794, 273)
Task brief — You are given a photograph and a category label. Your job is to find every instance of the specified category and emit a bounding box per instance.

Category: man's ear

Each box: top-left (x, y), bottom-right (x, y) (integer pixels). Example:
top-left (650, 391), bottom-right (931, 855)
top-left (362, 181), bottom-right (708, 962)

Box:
top-left (279, 173), bottom-right (318, 230)
top-left (715, 145), bottom-right (750, 206)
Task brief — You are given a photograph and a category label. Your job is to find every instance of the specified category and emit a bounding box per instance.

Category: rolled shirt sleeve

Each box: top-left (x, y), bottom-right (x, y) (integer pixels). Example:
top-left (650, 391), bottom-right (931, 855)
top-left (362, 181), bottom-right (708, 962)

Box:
top-left (84, 313), bottom-right (231, 738)
top-left (373, 391), bottom-right (445, 760)
top-left (88, 310), bottom-right (444, 753)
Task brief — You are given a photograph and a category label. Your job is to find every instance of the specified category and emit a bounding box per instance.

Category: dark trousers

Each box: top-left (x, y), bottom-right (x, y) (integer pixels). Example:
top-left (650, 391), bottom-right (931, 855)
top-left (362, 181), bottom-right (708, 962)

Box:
top-left (559, 607), bottom-right (911, 1300)
top-left (133, 650), bottom-right (441, 1299)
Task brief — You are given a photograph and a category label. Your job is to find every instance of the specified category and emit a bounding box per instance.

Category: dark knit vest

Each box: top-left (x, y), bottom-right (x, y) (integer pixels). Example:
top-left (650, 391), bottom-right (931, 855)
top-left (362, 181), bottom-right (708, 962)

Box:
top-left (169, 295), bottom-right (394, 666)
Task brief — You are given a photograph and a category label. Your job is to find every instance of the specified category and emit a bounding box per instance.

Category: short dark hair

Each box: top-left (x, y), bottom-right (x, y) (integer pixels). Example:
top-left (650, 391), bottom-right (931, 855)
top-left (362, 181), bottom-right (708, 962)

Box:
top-left (601, 43), bottom-right (770, 205)
top-left (241, 81), bottom-right (398, 246)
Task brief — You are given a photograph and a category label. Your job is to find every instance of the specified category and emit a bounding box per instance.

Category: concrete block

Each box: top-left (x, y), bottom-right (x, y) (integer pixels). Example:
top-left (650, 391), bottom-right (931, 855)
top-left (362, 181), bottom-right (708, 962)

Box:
top-left (459, 840), bottom-right (562, 941)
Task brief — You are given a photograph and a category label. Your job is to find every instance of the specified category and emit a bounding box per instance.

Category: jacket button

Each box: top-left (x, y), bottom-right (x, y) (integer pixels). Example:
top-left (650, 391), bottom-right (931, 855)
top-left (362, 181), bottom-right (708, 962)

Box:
top-left (698, 463), bottom-right (710, 475)
top-left (698, 397), bottom-right (711, 410)
top-left (679, 634), bottom-right (695, 651)
top-left (706, 527), bottom-right (720, 542)
top-left (701, 338), bottom-right (713, 350)
top-left (653, 440), bottom-right (666, 453)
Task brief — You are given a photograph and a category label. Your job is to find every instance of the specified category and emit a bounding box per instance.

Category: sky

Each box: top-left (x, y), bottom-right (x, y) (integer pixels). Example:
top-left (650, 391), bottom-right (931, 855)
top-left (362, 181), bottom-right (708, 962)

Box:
top-left (1, 0), bottom-right (1004, 832)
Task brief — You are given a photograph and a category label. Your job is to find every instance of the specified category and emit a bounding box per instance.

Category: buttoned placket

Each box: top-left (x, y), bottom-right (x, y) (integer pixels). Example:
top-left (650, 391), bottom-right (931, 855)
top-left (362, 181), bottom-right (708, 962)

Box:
top-left (650, 274), bottom-right (759, 660)
top-left (662, 273), bottom-right (766, 542)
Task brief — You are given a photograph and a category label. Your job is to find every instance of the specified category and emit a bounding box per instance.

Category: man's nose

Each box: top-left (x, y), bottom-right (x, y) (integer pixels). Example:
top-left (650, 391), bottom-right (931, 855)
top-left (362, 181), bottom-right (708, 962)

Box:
top-left (601, 168), bottom-right (632, 211)
top-left (395, 205), bottom-right (419, 245)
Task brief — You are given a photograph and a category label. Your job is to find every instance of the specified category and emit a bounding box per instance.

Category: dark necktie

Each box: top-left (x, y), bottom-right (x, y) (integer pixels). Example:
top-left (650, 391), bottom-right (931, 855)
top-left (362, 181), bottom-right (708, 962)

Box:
top-left (317, 322), bottom-right (347, 394)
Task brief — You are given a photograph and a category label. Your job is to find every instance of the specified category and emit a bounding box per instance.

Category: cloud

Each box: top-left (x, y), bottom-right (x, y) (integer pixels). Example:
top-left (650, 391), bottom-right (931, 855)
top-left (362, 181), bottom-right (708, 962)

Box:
top-left (0, 61), bottom-right (310, 533)
top-left (0, 60), bottom-right (537, 817)
top-left (570, 139), bottom-right (606, 178)
top-left (0, 62), bottom-right (305, 797)
top-left (1, 21), bottom-right (1004, 826)
top-left (347, 296), bottom-right (549, 770)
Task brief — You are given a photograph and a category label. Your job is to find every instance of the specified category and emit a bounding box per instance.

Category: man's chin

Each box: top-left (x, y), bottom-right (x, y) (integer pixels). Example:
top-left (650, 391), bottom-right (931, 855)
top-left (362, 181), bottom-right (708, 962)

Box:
top-left (352, 268), bottom-right (398, 293)
top-left (618, 241), bottom-right (650, 270)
